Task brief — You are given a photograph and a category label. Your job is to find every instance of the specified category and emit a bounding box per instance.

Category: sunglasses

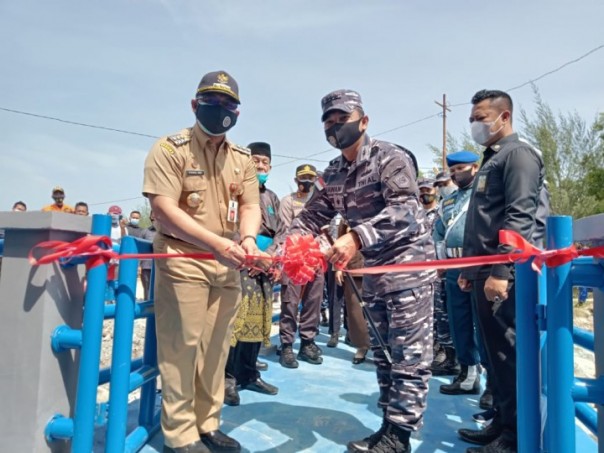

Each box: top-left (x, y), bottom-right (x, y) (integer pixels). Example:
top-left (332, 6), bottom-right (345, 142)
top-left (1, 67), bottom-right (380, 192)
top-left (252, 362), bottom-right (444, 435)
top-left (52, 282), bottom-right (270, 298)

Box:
top-left (197, 95), bottom-right (238, 112)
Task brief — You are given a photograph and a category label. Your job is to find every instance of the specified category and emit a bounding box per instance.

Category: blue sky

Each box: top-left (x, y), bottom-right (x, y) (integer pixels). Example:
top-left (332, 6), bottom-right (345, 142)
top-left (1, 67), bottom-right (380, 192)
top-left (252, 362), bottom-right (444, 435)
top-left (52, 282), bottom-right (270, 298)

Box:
top-left (1, 0), bottom-right (603, 214)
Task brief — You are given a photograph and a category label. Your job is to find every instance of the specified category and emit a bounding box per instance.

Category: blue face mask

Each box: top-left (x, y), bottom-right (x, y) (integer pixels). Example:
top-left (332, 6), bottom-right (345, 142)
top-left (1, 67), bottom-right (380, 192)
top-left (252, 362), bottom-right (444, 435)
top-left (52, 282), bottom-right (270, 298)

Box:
top-left (257, 173), bottom-right (269, 185)
top-left (130, 218), bottom-right (140, 226)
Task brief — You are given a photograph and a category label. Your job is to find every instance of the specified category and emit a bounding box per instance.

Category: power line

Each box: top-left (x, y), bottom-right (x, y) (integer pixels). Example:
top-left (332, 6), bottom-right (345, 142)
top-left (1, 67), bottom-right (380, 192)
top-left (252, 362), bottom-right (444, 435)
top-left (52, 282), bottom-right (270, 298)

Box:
top-left (1, 43), bottom-right (602, 171)
top-left (448, 43), bottom-right (604, 108)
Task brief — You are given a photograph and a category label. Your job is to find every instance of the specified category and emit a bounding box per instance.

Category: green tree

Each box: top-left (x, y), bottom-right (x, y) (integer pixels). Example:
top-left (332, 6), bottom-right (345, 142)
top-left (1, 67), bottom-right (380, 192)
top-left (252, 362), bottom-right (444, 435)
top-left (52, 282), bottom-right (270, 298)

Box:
top-left (519, 88), bottom-right (603, 218)
top-left (133, 200), bottom-right (152, 228)
top-left (427, 131), bottom-right (482, 174)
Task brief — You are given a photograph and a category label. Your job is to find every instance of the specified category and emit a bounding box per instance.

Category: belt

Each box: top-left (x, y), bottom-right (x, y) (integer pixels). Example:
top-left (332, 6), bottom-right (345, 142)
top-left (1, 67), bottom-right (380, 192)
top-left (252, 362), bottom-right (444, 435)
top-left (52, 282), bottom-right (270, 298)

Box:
top-left (446, 247), bottom-right (463, 258)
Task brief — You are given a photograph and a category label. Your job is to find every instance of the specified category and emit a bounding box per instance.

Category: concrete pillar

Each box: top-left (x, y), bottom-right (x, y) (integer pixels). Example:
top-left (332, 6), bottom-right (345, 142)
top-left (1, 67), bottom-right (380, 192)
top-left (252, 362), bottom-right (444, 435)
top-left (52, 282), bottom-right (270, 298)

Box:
top-left (0, 212), bottom-right (91, 453)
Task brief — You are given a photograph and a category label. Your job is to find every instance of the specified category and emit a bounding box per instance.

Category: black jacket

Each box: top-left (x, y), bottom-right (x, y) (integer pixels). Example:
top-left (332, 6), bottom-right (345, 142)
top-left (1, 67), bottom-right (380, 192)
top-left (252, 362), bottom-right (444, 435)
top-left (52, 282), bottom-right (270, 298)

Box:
top-left (461, 133), bottom-right (546, 280)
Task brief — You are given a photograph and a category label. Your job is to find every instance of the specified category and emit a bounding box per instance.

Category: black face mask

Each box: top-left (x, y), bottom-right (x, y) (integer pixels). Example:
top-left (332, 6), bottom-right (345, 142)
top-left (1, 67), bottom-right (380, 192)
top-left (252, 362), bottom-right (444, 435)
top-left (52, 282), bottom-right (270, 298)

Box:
top-left (325, 118), bottom-right (364, 149)
top-left (195, 103), bottom-right (237, 136)
top-left (451, 169), bottom-right (475, 189)
top-left (298, 180), bottom-right (314, 193)
top-left (419, 194), bottom-right (436, 205)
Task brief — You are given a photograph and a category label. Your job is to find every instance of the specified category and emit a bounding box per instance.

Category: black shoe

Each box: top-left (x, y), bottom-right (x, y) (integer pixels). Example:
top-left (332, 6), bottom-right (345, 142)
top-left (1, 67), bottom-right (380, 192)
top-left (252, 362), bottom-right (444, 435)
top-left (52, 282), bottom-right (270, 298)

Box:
top-left (479, 379), bottom-right (494, 409)
top-left (163, 440), bottom-right (210, 453)
top-left (298, 341), bottom-right (323, 364)
top-left (431, 347), bottom-right (460, 376)
top-left (327, 332), bottom-right (339, 347)
top-left (320, 309), bottom-right (329, 327)
top-left (473, 408), bottom-right (497, 424)
top-left (256, 360), bottom-right (268, 371)
top-left (440, 365), bottom-right (481, 395)
top-left (241, 377), bottom-right (278, 395)
top-left (200, 430), bottom-right (241, 452)
top-left (344, 333), bottom-right (354, 346)
top-left (279, 344), bottom-right (299, 368)
top-left (353, 348), bottom-right (368, 365)
top-left (348, 421), bottom-right (411, 453)
top-left (458, 423), bottom-right (502, 446)
top-left (466, 434), bottom-right (517, 452)
top-left (224, 377), bottom-right (239, 407)
top-left (347, 418), bottom-right (387, 452)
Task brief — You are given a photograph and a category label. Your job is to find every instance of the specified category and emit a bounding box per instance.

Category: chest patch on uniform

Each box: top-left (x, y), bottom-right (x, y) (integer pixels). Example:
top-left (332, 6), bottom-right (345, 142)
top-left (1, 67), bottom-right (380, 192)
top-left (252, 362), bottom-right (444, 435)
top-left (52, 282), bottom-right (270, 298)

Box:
top-left (443, 198), bottom-right (455, 207)
top-left (186, 170), bottom-right (205, 176)
top-left (476, 174), bottom-right (487, 192)
top-left (268, 206), bottom-right (275, 216)
top-left (160, 143), bottom-right (175, 155)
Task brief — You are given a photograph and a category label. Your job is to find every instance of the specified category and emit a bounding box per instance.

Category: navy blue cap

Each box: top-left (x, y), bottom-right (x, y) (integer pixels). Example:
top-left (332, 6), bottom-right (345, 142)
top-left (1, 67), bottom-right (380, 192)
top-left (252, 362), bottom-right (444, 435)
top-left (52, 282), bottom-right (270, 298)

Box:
top-left (446, 150), bottom-right (479, 167)
top-left (321, 89), bottom-right (363, 121)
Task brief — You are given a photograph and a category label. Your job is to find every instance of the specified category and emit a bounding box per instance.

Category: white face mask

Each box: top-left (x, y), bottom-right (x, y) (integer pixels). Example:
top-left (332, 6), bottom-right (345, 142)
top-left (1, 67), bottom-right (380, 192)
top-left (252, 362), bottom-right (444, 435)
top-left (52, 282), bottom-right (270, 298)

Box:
top-left (439, 186), bottom-right (456, 198)
top-left (471, 113), bottom-right (504, 146)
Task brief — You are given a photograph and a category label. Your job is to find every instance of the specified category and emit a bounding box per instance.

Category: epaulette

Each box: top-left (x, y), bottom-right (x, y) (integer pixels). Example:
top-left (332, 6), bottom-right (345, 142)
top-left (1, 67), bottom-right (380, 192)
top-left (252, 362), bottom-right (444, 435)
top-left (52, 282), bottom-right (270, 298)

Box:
top-left (232, 143), bottom-right (251, 155)
top-left (167, 131), bottom-right (191, 147)
top-left (328, 156), bottom-right (341, 166)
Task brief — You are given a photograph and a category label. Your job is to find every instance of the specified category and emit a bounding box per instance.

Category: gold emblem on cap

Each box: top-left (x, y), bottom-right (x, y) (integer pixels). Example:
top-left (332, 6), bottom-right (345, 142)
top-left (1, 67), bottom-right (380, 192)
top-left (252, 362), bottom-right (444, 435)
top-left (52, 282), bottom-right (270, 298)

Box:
top-left (304, 165), bottom-right (310, 172)
top-left (187, 192), bottom-right (202, 208)
top-left (217, 73), bottom-right (229, 83)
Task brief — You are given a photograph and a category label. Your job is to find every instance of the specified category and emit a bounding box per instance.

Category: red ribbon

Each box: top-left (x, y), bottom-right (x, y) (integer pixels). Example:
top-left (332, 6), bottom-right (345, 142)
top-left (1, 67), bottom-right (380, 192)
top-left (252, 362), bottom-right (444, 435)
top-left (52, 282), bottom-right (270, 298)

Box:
top-left (281, 234), bottom-right (327, 285)
top-left (28, 230), bottom-right (604, 284)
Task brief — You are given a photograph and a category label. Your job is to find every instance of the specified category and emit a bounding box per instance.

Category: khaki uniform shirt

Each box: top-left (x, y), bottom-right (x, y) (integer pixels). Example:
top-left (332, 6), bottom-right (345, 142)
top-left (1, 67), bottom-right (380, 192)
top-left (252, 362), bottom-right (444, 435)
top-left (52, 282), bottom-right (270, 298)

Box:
top-left (142, 124), bottom-right (259, 251)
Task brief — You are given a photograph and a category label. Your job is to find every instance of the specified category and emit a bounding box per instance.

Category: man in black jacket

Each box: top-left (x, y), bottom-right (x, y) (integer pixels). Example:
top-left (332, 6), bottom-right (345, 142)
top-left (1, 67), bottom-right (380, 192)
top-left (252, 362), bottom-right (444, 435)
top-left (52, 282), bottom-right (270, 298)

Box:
top-left (457, 89), bottom-right (545, 453)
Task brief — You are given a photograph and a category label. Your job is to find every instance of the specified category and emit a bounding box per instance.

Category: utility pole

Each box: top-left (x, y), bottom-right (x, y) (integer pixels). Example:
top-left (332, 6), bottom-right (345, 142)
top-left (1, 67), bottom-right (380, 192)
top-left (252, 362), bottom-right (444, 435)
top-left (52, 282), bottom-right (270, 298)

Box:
top-left (434, 94), bottom-right (451, 170)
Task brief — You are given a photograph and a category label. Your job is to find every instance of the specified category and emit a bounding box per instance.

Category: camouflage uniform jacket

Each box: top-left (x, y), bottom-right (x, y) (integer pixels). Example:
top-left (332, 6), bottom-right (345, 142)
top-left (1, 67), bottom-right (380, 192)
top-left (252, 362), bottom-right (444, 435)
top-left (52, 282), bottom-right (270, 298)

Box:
top-left (286, 134), bottom-right (436, 296)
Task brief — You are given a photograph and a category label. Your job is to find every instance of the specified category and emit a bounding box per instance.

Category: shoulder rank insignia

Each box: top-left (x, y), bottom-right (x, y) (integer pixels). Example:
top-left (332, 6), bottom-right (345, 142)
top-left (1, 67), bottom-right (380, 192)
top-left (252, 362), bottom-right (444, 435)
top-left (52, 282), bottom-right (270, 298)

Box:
top-left (231, 144), bottom-right (251, 155)
top-left (167, 132), bottom-right (191, 147)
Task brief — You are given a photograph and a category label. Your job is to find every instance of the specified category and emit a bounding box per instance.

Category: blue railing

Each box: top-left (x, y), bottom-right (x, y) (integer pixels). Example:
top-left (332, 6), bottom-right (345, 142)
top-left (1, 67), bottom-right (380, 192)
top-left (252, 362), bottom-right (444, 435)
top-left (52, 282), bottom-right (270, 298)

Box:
top-left (516, 215), bottom-right (603, 452)
top-left (44, 214), bottom-right (161, 452)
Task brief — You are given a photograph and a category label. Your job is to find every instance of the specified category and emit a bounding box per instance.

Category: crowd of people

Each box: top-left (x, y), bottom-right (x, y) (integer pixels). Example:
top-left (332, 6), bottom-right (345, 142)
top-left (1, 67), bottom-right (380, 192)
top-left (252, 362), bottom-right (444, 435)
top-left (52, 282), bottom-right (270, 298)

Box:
top-left (5, 70), bottom-right (547, 453)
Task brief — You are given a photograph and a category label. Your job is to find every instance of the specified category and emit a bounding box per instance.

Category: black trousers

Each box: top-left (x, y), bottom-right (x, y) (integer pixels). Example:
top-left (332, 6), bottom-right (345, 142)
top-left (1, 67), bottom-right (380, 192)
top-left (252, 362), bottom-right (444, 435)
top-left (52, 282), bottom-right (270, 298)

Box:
top-left (225, 341), bottom-right (261, 386)
top-left (471, 278), bottom-right (517, 440)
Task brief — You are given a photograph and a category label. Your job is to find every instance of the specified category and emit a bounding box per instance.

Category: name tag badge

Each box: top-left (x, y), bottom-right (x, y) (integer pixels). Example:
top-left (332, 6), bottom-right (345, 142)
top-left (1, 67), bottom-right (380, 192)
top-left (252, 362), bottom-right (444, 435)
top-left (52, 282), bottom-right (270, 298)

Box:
top-left (227, 200), bottom-right (239, 223)
top-left (186, 170), bottom-right (205, 176)
top-left (476, 175), bottom-right (487, 193)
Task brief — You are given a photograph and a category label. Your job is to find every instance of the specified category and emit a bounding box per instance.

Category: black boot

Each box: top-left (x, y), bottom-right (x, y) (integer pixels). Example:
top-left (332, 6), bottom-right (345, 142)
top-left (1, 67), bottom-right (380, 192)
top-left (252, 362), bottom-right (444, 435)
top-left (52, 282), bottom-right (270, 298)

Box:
top-left (348, 421), bottom-right (411, 453)
top-left (298, 340), bottom-right (323, 364)
top-left (327, 332), bottom-right (339, 348)
top-left (479, 376), bottom-right (494, 409)
top-left (431, 341), bottom-right (445, 367)
top-left (224, 376), bottom-right (240, 406)
top-left (279, 343), bottom-right (299, 368)
top-left (440, 364), bottom-right (481, 395)
top-left (347, 414), bottom-right (388, 452)
top-left (431, 346), bottom-right (460, 376)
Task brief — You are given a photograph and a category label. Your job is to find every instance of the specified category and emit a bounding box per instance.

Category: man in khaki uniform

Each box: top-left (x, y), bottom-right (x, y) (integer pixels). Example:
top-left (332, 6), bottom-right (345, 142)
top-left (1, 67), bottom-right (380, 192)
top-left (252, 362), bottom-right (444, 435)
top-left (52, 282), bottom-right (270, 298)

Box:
top-left (143, 70), bottom-right (261, 453)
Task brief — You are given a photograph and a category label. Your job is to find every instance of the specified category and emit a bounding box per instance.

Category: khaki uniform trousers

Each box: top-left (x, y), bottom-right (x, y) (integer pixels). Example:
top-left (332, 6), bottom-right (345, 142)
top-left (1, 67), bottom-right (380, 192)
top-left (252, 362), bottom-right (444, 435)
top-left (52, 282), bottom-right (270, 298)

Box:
top-left (154, 241), bottom-right (241, 448)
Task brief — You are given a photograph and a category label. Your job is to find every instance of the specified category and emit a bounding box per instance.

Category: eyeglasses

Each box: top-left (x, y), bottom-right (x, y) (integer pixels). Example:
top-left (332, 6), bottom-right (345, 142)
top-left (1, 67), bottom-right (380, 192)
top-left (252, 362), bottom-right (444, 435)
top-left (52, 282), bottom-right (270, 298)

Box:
top-left (197, 94), bottom-right (238, 112)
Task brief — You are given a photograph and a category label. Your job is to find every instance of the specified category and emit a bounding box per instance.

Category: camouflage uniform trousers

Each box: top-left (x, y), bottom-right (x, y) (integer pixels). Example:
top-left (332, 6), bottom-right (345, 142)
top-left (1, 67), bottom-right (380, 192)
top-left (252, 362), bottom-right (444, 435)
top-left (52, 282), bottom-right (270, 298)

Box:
top-left (434, 277), bottom-right (453, 347)
top-left (368, 283), bottom-right (434, 431)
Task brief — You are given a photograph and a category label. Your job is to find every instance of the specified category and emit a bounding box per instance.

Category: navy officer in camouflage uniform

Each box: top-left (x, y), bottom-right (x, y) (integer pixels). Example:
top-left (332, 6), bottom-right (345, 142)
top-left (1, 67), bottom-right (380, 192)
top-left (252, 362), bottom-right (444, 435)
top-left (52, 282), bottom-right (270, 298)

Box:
top-left (278, 90), bottom-right (435, 453)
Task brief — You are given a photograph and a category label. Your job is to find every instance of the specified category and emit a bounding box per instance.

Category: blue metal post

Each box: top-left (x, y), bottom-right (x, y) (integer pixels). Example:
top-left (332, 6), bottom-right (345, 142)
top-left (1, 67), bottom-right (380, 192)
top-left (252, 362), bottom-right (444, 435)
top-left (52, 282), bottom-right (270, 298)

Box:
top-left (105, 236), bottom-right (139, 453)
top-left (516, 260), bottom-right (541, 453)
top-left (546, 216), bottom-right (575, 452)
top-left (138, 262), bottom-right (159, 432)
top-left (72, 214), bottom-right (111, 453)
